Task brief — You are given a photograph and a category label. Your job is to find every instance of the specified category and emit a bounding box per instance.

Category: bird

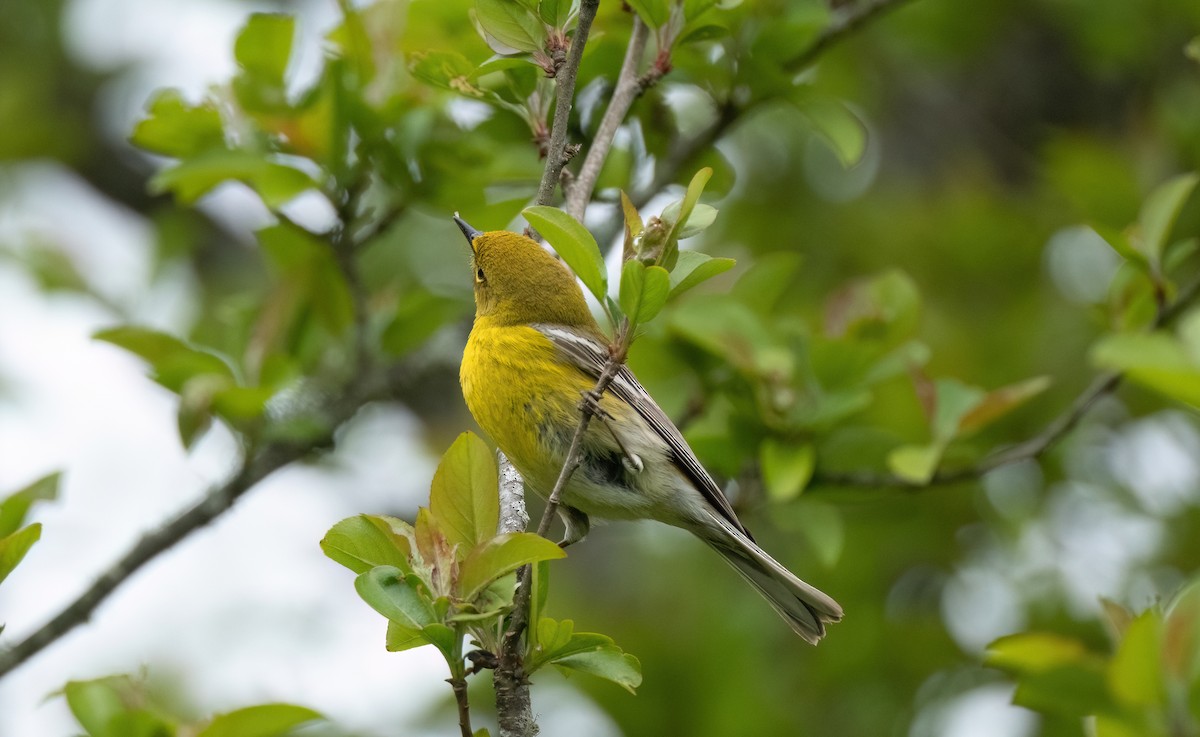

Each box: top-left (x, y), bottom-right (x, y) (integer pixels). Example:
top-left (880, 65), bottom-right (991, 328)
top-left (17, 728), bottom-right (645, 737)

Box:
top-left (454, 214), bottom-right (843, 643)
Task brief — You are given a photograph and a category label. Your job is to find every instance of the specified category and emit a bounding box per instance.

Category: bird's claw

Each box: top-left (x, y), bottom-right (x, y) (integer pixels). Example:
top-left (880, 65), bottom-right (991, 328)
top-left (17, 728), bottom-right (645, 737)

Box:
top-left (578, 389), bottom-right (609, 419)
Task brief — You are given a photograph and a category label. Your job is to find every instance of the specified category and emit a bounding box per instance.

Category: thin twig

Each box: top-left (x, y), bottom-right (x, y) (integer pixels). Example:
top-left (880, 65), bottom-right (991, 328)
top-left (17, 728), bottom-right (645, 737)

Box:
top-left (533, 0), bottom-right (601, 208)
top-left (448, 676), bottom-right (474, 737)
top-left (784, 0), bottom-right (919, 73)
top-left (494, 3), bottom-right (602, 735)
top-left (812, 276), bottom-right (1200, 490)
top-left (565, 16), bottom-right (650, 221)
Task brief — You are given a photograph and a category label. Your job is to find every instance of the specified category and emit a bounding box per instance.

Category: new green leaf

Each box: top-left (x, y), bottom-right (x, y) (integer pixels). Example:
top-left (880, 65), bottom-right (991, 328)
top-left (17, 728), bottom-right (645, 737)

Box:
top-left (0, 523), bottom-right (41, 586)
top-left (523, 206), bottom-right (608, 303)
top-left (458, 532), bottom-right (566, 600)
top-left (1139, 172), bottom-right (1199, 264)
top-left (619, 260), bottom-right (670, 326)
top-left (198, 704), bottom-right (323, 737)
top-left (0, 471), bottom-right (60, 538)
top-left (668, 251), bottom-right (735, 299)
top-left (354, 566), bottom-right (437, 630)
top-left (429, 432), bottom-right (500, 554)
top-left (321, 515), bottom-right (413, 575)
top-left (476, 0), bottom-right (546, 53)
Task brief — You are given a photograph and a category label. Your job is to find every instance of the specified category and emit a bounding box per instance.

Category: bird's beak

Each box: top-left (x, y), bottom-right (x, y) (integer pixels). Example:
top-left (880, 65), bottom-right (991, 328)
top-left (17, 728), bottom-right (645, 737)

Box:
top-left (453, 213), bottom-right (483, 251)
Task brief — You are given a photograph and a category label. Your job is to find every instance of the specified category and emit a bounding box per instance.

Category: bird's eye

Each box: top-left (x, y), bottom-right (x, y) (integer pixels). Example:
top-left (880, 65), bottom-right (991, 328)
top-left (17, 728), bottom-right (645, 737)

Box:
top-left (475, 267), bottom-right (486, 283)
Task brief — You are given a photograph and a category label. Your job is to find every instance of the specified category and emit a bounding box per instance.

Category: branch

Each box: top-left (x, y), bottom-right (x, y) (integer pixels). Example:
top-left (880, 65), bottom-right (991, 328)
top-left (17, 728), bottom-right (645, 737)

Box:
top-left (565, 16), bottom-right (650, 221)
top-left (0, 430), bottom-right (335, 679)
top-left (533, 0), bottom-right (601, 208)
top-left (784, 0), bottom-right (919, 73)
top-left (630, 0), bottom-right (920, 211)
top-left (497, 450), bottom-right (529, 535)
top-left (812, 275), bottom-right (1200, 490)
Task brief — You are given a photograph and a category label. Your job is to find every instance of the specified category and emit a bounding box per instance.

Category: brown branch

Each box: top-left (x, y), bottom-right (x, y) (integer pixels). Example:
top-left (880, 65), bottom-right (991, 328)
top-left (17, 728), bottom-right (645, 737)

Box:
top-left (533, 0), bottom-right (601, 209)
top-left (0, 418), bottom-right (349, 679)
top-left (565, 16), bottom-right (650, 221)
top-left (448, 675), bottom-right (474, 737)
top-left (494, 3), bottom-right (603, 735)
top-left (0, 319), bottom-right (412, 681)
top-left (812, 275), bottom-right (1200, 490)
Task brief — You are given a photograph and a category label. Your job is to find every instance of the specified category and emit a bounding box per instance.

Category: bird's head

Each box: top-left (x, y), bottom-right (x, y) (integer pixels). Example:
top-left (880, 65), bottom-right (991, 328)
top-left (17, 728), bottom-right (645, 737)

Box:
top-left (454, 215), bottom-right (598, 329)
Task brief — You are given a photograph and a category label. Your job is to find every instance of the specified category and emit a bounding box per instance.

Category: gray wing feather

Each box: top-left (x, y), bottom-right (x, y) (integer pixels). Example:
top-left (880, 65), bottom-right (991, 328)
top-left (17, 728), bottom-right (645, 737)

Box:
top-left (533, 323), bottom-right (750, 537)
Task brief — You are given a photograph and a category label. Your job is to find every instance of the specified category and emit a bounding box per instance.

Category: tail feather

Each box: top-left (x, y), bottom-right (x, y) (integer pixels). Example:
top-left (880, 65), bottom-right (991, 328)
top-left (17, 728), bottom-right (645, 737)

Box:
top-left (700, 510), bottom-right (843, 645)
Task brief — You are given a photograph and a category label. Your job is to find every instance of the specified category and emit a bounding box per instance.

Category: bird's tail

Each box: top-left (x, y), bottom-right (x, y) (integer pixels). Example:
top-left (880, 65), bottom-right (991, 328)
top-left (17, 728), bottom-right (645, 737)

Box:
top-left (697, 510), bottom-right (843, 644)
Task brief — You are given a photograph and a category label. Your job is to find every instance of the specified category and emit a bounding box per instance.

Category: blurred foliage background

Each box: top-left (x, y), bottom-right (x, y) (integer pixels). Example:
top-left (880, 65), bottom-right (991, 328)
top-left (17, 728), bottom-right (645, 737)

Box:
top-left (2, 0), bottom-right (1200, 735)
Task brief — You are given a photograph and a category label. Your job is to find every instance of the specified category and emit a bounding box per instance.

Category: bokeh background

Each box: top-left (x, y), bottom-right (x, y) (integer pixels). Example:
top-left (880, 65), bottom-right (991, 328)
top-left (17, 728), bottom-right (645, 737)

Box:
top-left (2, 0), bottom-right (1200, 735)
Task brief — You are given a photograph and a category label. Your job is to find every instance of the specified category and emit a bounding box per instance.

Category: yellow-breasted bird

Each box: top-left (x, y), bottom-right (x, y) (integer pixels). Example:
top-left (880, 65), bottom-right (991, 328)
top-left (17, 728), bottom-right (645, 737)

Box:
top-left (454, 215), bottom-right (843, 643)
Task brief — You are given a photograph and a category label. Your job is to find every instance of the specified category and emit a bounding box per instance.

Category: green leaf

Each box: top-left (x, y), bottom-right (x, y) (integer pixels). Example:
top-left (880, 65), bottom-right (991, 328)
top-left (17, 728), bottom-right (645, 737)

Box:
top-left (151, 149), bottom-right (316, 208)
top-left (476, 0), bottom-right (546, 54)
top-left (235, 14), bottom-right (295, 86)
top-left (458, 532), bottom-right (566, 600)
top-left (661, 167), bottom-right (713, 269)
top-left (986, 632), bottom-right (1099, 673)
top-left (930, 378), bottom-right (987, 443)
top-left (759, 439), bottom-right (814, 501)
top-left (1164, 578), bottom-right (1200, 682)
top-left (1092, 332), bottom-right (1200, 407)
top-left (886, 444), bottom-right (942, 485)
top-left (259, 222), bottom-right (354, 334)
top-left (626, 0), bottom-right (670, 28)
top-left (104, 710), bottom-right (175, 737)
top-left (1091, 223), bottom-right (1148, 269)
top-left (94, 326), bottom-right (234, 394)
top-left (130, 89), bottom-right (225, 158)
top-left (823, 269), bottom-right (921, 348)
top-left (620, 191), bottom-right (644, 261)
top-left (429, 432), bottom-right (500, 555)
top-left (354, 566), bottom-right (437, 630)
top-left (385, 620), bottom-right (428, 652)
top-left (409, 51), bottom-right (482, 95)
top-left (538, 0), bottom-right (571, 27)
top-left (523, 206), bottom-right (608, 303)
top-left (177, 375), bottom-right (220, 449)
top-left (619, 260), bottom-right (670, 326)
top-left (796, 97), bottom-right (867, 167)
top-left (64, 678), bottom-right (126, 737)
top-left (1011, 664), bottom-right (1112, 717)
top-left (668, 252), bottom-right (735, 299)
top-left (674, 204), bottom-right (718, 240)
top-left (197, 704), bottom-right (322, 737)
top-left (958, 376), bottom-right (1051, 435)
top-left (0, 523), bottom-right (41, 586)
top-left (320, 515), bottom-right (413, 575)
top-left (553, 644), bottom-right (643, 693)
top-left (1108, 609), bottom-right (1165, 708)
top-left (0, 471), bottom-right (60, 538)
top-left (1187, 36), bottom-right (1200, 64)
top-left (1138, 172), bottom-right (1199, 265)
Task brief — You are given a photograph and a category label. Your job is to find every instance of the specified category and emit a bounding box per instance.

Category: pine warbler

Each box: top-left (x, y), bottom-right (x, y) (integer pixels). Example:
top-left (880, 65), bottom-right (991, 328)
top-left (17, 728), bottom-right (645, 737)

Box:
top-left (454, 215), bottom-right (843, 643)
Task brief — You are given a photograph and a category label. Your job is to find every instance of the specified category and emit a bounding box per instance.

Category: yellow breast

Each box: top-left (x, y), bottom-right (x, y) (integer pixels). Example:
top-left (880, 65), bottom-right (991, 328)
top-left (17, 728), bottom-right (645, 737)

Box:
top-left (460, 319), bottom-right (594, 489)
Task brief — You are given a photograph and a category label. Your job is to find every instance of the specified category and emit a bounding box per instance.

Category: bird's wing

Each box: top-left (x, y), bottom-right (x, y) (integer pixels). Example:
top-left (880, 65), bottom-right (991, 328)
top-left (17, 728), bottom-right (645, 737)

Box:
top-left (533, 323), bottom-right (750, 537)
